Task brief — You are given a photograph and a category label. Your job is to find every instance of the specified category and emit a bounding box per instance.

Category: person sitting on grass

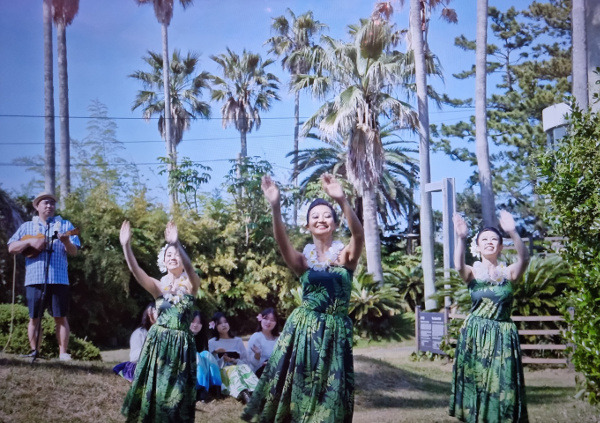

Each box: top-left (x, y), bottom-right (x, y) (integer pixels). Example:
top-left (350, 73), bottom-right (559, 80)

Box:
top-left (208, 311), bottom-right (258, 404)
top-left (190, 311), bottom-right (222, 402)
top-left (246, 308), bottom-right (279, 378)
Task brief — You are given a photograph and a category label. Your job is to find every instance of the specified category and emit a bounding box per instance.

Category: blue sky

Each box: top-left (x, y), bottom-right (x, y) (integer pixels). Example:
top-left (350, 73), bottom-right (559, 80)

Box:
top-left (0, 0), bottom-right (487, 211)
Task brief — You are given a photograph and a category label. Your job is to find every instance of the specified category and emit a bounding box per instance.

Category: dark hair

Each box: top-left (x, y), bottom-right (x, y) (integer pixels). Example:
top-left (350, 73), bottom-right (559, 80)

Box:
top-left (191, 311), bottom-right (208, 352)
top-left (476, 227), bottom-right (503, 245)
top-left (306, 198), bottom-right (339, 225)
top-left (211, 311), bottom-right (234, 341)
top-left (140, 302), bottom-right (155, 331)
top-left (256, 307), bottom-right (280, 337)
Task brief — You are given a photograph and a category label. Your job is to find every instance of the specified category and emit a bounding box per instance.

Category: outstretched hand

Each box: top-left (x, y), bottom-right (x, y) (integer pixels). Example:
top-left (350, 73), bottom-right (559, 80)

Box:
top-left (120, 220), bottom-right (132, 246)
top-left (453, 213), bottom-right (469, 239)
top-left (164, 221), bottom-right (178, 244)
top-left (321, 173), bottom-right (344, 202)
top-left (261, 175), bottom-right (280, 207)
top-left (498, 210), bottom-right (516, 233)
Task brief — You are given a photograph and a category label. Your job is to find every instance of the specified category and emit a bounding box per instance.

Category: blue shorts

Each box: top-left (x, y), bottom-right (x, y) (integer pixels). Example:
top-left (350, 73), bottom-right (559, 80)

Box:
top-left (26, 284), bottom-right (70, 318)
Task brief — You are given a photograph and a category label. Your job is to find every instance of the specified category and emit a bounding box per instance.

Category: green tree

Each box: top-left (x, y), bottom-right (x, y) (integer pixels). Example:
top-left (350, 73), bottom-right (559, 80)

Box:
top-left (210, 49), bottom-right (280, 159)
top-left (539, 104), bottom-right (600, 404)
top-left (130, 49), bottom-right (211, 201)
top-left (266, 9), bottom-right (327, 222)
top-left (295, 17), bottom-right (417, 282)
top-left (432, 1), bottom-right (571, 233)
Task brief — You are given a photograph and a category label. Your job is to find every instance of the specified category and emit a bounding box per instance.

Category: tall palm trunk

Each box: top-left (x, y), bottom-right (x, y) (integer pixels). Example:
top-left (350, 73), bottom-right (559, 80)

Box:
top-left (363, 185), bottom-right (384, 282)
top-left (240, 128), bottom-right (248, 158)
top-left (293, 90), bottom-right (300, 224)
top-left (572, 0), bottom-right (588, 109)
top-left (161, 23), bottom-right (176, 208)
top-left (57, 20), bottom-right (70, 202)
top-left (475, 0), bottom-right (496, 226)
top-left (410, 0), bottom-right (436, 309)
top-left (43, 0), bottom-right (55, 195)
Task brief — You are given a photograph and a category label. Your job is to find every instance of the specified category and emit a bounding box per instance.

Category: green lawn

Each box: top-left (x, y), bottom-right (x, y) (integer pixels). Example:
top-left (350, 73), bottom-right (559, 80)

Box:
top-left (0, 340), bottom-right (598, 423)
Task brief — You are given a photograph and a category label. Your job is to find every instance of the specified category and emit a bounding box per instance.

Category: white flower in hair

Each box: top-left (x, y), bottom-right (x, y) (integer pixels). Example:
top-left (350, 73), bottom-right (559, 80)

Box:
top-left (469, 236), bottom-right (481, 259)
top-left (157, 244), bottom-right (168, 273)
top-left (296, 202), bottom-right (310, 232)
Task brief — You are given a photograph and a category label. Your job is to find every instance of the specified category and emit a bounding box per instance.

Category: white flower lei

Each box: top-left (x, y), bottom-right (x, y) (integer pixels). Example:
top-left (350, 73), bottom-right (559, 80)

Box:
top-left (159, 272), bottom-right (190, 304)
top-left (33, 215), bottom-right (62, 236)
top-left (473, 261), bottom-right (510, 284)
top-left (303, 240), bottom-right (345, 271)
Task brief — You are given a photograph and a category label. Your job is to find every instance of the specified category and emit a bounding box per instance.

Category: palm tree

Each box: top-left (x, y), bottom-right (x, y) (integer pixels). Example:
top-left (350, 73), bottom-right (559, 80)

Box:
top-left (475, 0), bottom-right (496, 226)
top-left (572, 0), bottom-right (588, 109)
top-left (291, 131), bottom-right (418, 228)
top-left (53, 0), bottom-right (80, 203)
top-left (210, 48), bottom-right (280, 159)
top-left (408, 0), bottom-right (457, 308)
top-left (134, 0), bottom-right (194, 207)
top-left (266, 9), bottom-right (327, 222)
top-left (43, 0), bottom-right (55, 195)
top-left (295, 18), bottom-right (418, 281)
top-left (130, 49), bottom-right (211, 198)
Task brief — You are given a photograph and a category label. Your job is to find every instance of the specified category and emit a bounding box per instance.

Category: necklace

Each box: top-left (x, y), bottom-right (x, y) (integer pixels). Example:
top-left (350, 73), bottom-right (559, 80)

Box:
top-left (473, 261), bottom-right (510, 285)
top-left (159, 272), bottom-right (190, 304)
top-left (303, 240), bottom-right (344, 271)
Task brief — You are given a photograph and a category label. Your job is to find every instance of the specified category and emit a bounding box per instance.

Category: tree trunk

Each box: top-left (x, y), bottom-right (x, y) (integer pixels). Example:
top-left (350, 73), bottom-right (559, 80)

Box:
top-left (410, 0), bottom-right (436, 310)
top-left (57, 21), bottom-right (70, 203)
top-left (240, 129), bottom-right (248, 158)
top-left (362, 185), bottom-right (384, 282)
top-left (572, 0), bottom-right (589, 109)
top-left (475, 0), bottom-right (496, 227)
top-left (43, 0), bottom-right (55, 195)
top-left (161, 23), bottom-right (176, 208)
top-left (293, 90), bottom-right (300, 225)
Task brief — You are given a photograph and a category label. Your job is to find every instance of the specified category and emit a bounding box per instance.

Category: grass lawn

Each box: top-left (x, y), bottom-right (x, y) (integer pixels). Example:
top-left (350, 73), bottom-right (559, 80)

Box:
top-left (1, 339), bottom-right (598, 423)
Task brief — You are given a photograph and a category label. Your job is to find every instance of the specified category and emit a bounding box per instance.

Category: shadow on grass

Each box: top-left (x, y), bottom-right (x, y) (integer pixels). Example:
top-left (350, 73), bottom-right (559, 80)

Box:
top-left (355, 355), bottom-right (451, 410)
top-left (526, 385), bottom-right (577, 405)
top-left (0, 355), bottom-right (116, 376)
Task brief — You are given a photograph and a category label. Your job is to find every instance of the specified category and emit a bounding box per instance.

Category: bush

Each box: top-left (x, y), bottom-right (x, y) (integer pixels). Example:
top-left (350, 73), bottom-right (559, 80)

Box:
top-left (0, 303), bottom-right (101, 361)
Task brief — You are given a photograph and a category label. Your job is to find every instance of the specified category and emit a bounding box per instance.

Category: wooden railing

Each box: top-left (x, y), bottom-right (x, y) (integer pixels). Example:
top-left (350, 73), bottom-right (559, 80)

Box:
top-left (447, 308), bottom-right (573, 365)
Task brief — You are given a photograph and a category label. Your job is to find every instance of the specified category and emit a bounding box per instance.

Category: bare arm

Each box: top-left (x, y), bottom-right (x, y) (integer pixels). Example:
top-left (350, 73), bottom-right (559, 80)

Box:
top-left (262, 175), bottom-right (306, 275)
top-left (59, 233), bottom-right (78, 256)
top-left (499, 210), bottom-right (529, 280)
top-left (164, 221), bottom-right (200, 295)
top-left (120, 220), bottom-right (162, 298)
top-left (8, 237), bottom-right (45, 255)
top-left (453, 213), bottom-right (473, 282)
top-left (322, 174), bottom-right (364, 270)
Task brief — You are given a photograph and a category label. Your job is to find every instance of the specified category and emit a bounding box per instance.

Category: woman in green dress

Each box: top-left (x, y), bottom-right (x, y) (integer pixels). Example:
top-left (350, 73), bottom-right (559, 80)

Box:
top-left (242, 173), bottom-right (363, 423)
top-left (119, 220), bottom-right (201, 423)
top-left (450, 211), bottom-right (529, 423)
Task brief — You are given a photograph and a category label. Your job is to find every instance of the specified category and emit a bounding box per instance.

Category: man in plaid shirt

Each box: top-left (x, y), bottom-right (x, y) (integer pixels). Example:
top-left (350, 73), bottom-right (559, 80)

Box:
top-left (8, 192), bottom-right (80, 360)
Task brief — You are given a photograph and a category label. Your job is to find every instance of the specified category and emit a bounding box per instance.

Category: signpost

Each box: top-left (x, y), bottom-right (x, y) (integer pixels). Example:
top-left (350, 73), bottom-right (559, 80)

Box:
top-left (415, 306), bottom-right (447, 355)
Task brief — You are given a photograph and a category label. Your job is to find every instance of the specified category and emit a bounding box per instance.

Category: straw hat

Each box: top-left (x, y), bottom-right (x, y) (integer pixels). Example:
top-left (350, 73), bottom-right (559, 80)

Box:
top-left (32, 192), bottom-right (57, 208)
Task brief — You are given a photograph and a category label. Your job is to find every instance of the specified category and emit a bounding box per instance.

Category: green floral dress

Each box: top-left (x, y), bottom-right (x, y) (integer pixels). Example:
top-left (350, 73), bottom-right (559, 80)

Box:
top-left (122, 294), bottom-right (197, 423)
top-left (450, 263), bottom-right (528, 423)
top-left (242, 266), bottom-right (354, 423)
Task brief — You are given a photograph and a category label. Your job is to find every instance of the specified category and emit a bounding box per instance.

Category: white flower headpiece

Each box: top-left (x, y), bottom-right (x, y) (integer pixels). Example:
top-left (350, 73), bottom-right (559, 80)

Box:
top-left (157, 244), bottom-right (169, 273)
top-left (469, 236), bottom-right (481, 259)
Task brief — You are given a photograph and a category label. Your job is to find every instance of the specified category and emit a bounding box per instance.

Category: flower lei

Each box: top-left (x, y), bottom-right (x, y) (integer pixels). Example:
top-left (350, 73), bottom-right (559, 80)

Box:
top-left (303, 240), bottom-right (344, 271)
top-left (33, 215), bottom-right (62, 236)
top-left (159, 272), bottom-right (189, 304)
top-left (473, 261), bottom-right (510, 285)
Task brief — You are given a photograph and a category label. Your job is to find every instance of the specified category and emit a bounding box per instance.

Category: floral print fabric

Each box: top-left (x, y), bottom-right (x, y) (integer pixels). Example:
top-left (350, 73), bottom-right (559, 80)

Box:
top-left (122, 294), bottom-right (197, 423)
top-left (242, 266), bottom-right (354, 423)
top-left (450, 278), bottom-right (529, 423)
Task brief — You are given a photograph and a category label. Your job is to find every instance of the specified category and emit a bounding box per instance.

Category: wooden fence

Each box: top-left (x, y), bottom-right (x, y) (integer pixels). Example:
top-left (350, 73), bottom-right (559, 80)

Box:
top-left (446, 308), bottom-right (574, 365)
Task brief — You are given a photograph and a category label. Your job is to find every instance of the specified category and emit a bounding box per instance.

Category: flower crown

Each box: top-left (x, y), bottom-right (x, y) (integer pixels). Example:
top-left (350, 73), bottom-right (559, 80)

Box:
top-left (157, 244), bottom-right (168, 273)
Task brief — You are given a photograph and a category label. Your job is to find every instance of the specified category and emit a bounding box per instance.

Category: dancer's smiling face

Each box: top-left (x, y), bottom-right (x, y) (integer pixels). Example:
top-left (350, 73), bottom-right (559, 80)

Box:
top-left (307, 205), bottom-right (337, 236)
top-left (477, 230), bottom-right (503, 258)
top-left (164, 245), bottom-right (182, 272)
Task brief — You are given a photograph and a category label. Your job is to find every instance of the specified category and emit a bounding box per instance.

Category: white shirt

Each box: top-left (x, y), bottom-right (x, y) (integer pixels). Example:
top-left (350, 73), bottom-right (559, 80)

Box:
top-left (129, 327), bottom-right (148, 362)
top-left (208, 337), bottom-right (249, 367)
top-left (246, 331), bottom-right (279, 372)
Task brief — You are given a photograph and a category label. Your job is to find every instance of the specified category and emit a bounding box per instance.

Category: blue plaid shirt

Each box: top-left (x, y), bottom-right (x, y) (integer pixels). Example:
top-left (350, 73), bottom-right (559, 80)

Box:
top-left (8, 215), bottom-right (81, 286)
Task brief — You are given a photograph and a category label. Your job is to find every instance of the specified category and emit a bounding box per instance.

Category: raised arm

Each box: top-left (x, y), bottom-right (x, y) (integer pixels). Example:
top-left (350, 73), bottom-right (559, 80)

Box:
top-left (499, 210), bottom-right (529, 281)
top-left (321, 174), bottom-right (364, 270)
top-left (262, 175), bottom-right (306, 275)
top-left (120, 220), bottom-right (162, 298)
top-left (164, 221), bottom-right (200, 295)
top-left (453, 213), bottom-right (473, 282)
